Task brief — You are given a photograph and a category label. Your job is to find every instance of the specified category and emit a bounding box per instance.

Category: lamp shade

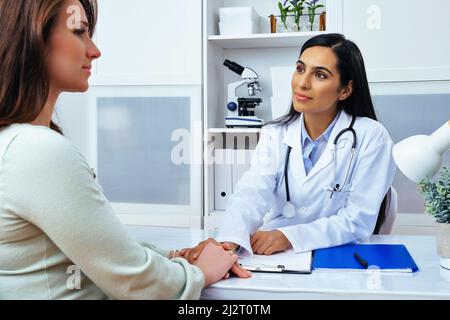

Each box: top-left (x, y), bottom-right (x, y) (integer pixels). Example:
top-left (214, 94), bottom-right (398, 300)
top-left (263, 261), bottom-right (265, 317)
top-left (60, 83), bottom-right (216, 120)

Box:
top-left (393, 121), bottom-right (450, 183)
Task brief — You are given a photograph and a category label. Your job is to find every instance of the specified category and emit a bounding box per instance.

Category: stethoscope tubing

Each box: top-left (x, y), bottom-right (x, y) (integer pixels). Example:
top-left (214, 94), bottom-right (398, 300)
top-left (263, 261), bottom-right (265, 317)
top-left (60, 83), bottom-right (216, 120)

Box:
top-left (284, 145), bottom-right (293, 203)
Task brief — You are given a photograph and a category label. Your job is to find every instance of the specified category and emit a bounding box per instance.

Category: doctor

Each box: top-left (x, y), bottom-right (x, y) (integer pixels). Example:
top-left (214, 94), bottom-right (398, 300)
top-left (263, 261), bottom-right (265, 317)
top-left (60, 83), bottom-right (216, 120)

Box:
top-left (181, 33), bottom-right (396, 267)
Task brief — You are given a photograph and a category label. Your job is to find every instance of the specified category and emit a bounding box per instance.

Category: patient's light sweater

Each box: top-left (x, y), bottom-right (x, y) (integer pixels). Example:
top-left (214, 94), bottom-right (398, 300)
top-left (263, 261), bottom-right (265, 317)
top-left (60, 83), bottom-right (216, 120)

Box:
top-left (0, 124), bottom-right (204, 300)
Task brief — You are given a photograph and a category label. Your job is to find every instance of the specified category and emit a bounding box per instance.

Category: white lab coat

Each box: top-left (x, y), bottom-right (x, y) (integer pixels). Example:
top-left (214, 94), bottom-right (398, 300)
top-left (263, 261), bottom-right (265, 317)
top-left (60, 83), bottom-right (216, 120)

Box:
top-left (216, 111), bottom-right (396, 254)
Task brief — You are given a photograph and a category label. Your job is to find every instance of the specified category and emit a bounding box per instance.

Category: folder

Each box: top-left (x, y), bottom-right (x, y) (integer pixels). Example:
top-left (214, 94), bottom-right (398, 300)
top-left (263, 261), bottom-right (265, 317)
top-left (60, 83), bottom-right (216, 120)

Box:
top-left (238, 249), bottom-right (313, 274)
top-left (231, 149), bottom-right (253, 191)
top-left (214, 149), bottom-right (233, 211)
top-left (312, 244), bottom-right (419, 273)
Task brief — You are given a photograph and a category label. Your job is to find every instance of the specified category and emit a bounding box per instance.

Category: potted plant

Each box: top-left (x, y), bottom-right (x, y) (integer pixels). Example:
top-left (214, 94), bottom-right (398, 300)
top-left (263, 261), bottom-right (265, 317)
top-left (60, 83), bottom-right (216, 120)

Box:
top-left (305, 0), bottom-right (325, 31)
top-left (418, 166), bottom-right (450, 269)
top-left (277, 1), bottom-right (292, 32)
top-left (289, 0), bottom-right (305, 32)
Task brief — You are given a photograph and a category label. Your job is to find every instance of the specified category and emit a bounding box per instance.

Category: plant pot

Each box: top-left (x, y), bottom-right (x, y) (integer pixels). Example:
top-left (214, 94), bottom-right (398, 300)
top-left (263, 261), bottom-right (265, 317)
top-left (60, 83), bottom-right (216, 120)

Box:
top-left (276, 15), bottom-right (299, 33)
top-left (303, 14), bottom-right (320, 31)
top-left (436, 222), bottom-right (450, 269)
top-left (272, 14), bottom-right (322, 33)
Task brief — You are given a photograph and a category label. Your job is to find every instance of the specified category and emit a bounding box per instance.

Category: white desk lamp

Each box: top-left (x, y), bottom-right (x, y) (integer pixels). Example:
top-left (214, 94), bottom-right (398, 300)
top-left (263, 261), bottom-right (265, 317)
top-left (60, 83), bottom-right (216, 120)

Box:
top-left (393, 121), bottom-right (450, 183)
top-left (393, 121), bottom-right (450, 270)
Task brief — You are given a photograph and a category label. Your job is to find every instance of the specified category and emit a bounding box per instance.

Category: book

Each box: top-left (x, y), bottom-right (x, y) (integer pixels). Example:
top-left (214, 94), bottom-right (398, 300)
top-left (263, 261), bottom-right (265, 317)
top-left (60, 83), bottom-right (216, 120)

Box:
top-left (238, 249), bottom-right (313, 274)
top-left (312, 244), bottom-right (419, 273)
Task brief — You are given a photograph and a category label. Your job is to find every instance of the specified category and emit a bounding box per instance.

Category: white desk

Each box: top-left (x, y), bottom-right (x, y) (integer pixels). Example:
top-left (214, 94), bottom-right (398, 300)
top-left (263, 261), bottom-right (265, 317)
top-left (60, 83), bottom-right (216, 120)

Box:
top-left (128, 226), bottom-right (450, 300)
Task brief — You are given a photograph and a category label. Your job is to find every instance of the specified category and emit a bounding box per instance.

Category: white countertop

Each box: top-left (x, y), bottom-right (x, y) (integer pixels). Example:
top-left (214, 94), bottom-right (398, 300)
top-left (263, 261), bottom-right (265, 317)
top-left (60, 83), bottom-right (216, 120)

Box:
top-left (128, 226), bottom-right (450, 300)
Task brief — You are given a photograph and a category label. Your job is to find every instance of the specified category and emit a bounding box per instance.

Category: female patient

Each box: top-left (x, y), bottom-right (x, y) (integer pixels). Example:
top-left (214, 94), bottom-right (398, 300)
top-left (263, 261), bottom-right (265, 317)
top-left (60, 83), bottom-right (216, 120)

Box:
top-left (0, 0), bottom-right (237, 299)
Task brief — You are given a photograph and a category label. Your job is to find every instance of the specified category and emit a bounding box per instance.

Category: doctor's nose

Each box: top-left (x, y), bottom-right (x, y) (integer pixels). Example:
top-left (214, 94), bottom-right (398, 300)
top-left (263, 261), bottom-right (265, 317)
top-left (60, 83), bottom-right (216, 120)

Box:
top-left (297, 75), bottom-right (311, 91)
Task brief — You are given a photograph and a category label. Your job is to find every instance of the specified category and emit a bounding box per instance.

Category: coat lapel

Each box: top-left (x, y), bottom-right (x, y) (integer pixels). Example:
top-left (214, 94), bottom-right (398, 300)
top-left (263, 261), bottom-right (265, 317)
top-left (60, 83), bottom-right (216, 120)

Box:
top-left (282, 115), bottom-right (307, 185)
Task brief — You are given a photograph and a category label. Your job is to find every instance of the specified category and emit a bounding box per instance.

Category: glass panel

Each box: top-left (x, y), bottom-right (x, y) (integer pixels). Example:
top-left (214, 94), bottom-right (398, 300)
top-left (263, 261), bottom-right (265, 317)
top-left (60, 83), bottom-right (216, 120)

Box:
top-left (373, 94), bottom-right (450, 213)
top-left (97, 97), bottom-right (191, 205)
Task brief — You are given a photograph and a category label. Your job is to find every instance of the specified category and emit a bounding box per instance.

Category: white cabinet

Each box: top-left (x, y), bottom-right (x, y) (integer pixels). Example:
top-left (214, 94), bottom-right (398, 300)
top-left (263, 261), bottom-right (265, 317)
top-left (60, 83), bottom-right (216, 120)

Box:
top-left (87, 86), bottom-right (203, 227)
top-left (341, 0), bottom-right (450, 82)
top-left (92, 0), bottom-right (202, 85)
top-left (57, 0), bottom-right (203, 227)
top-left (59, 86), bottom-right (203, 228)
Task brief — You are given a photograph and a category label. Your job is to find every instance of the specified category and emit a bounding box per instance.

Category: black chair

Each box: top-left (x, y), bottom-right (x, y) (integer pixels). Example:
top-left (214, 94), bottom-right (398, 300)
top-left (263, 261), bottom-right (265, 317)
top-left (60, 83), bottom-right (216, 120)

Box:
top-left (373, 187), bottom-right (397, 234)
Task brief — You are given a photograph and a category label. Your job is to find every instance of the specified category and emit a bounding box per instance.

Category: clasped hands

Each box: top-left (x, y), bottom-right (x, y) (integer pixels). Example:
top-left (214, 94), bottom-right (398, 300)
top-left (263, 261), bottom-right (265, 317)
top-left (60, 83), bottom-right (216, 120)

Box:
top-left (174, 230), bottom-right (291, 279)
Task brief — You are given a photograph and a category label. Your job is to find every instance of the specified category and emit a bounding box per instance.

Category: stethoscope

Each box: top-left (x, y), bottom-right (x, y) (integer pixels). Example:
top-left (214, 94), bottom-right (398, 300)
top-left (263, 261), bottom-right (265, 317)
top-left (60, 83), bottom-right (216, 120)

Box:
top-left (282, 115), bottom-right (357, 219)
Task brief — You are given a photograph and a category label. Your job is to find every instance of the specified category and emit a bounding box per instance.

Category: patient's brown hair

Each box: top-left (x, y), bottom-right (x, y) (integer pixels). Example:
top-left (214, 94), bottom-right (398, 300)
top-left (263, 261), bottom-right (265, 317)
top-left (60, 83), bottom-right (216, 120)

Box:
top-left (0, 0), bottom-right (97, 134)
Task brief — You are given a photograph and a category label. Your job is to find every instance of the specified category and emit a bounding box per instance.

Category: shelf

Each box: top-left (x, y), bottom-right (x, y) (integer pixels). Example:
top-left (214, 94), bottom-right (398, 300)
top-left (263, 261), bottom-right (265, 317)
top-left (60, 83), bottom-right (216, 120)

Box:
top-left (208, 128), bottom-right (261, 134)
top-left (208, 31), bottom-right (329, 49)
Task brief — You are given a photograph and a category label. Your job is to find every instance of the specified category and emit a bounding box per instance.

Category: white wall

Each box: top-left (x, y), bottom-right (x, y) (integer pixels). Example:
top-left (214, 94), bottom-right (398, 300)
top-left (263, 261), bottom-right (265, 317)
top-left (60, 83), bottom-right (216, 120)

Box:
top-left (342, 0), bottom-right (450, 82)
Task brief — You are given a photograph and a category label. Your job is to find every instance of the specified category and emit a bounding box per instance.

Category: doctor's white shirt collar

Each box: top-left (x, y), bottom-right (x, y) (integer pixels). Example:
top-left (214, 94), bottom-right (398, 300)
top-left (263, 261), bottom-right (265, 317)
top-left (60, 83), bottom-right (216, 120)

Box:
top-left (300, 111), bottom-right (339, 147)
top-left (300, 112), bottom-right (339, 175)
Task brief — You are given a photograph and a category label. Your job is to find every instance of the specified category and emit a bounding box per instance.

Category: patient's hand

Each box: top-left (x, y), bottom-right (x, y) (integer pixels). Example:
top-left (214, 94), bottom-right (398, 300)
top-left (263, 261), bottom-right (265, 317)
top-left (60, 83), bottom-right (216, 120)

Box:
top-left (179, 238), bottom-right (251, 279)
top-left (250, 230), bottom-right (292, 255)
top-left (194, 243), bottom-right (238, 287)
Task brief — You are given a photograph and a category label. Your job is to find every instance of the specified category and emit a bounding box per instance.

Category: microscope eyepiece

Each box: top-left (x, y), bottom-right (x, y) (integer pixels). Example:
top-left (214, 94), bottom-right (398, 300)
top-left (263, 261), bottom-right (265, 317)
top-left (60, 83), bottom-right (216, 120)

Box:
top-left (223, 59), bottom-right (245, 76)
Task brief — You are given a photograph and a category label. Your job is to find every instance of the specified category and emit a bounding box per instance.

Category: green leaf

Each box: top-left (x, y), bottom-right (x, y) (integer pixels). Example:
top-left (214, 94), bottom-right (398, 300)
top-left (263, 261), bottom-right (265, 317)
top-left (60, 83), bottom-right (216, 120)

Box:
top-left (278, 2), bottom-right (284, 11)
top-left (420, 166), bottom-right (450, 223)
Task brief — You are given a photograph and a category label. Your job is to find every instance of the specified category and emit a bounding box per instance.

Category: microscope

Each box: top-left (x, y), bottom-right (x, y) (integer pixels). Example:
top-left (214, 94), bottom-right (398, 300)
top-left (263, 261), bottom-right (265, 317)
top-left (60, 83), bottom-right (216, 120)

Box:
top-left (223, 59), bottom-right (264, 128)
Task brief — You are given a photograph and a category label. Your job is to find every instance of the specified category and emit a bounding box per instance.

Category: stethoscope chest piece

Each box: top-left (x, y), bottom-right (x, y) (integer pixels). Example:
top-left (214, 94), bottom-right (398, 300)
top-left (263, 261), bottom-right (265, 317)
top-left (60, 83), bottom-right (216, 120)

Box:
top-left (282, 202), bottom-right (296, 219)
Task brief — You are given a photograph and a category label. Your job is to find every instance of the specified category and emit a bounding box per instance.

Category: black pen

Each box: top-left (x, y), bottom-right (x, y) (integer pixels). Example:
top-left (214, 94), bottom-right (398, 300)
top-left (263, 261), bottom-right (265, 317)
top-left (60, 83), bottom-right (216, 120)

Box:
top-left (353, 252), bottom-right (369, 269)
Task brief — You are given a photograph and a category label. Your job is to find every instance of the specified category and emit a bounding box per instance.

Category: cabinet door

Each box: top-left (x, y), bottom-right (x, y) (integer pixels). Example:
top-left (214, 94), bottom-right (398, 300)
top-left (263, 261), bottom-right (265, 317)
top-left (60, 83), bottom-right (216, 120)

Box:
top-left (92, 0), bottom-right (202, 85)
top-left (341, 0), bottom-right (450, 82)
top-left (86, 86), bottom-right (202, 227)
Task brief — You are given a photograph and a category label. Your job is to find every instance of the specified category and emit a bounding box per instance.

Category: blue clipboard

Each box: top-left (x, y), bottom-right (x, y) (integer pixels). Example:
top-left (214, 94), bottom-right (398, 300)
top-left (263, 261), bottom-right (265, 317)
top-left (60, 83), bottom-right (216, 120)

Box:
top-left (312, 244), bottom-right (419, 272)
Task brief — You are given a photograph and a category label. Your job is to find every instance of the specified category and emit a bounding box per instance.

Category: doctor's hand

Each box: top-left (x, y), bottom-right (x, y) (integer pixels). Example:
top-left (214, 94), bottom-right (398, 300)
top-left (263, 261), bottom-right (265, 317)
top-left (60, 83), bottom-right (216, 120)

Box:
top-left (178, 238), bottom-right (251, 279)
top-left (250, 230), bottom-right (292, 255)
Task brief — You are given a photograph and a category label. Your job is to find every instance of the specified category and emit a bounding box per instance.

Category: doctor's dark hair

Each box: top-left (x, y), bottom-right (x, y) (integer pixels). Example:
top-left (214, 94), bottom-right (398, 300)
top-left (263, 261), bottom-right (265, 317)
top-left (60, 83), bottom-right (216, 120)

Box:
top-left (268, 33), bottom-right (378, 127)
top-left (0, 0), bottom-right (98, 134)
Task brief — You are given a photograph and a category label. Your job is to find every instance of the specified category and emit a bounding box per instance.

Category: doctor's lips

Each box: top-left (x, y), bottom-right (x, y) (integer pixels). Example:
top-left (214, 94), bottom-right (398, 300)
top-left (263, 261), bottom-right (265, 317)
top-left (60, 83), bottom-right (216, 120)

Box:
top-left (294, 93), bottom-right (313, 101)
top-left (82, 65), bottom-right (92, 73)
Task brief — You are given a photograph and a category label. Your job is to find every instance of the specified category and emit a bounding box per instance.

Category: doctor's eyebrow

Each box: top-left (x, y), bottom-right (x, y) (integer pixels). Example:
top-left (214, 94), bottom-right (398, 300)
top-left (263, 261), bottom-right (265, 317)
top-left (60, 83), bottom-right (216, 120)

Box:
top-left (296, 60), bottom-right (334, 76)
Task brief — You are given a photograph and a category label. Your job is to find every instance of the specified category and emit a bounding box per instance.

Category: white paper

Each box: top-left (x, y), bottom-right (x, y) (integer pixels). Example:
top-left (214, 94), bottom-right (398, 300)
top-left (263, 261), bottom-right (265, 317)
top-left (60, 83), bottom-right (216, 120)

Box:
top-left (239, 249), bottom-right (312, 273)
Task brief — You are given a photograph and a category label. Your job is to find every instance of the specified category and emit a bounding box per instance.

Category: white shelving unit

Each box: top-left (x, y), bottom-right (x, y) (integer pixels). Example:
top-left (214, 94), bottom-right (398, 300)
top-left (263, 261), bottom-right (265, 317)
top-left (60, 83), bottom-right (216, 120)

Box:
top-left (208, 31), bottom-right (328, 49)
top-left (202, 0), bottom-right (335, 230)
